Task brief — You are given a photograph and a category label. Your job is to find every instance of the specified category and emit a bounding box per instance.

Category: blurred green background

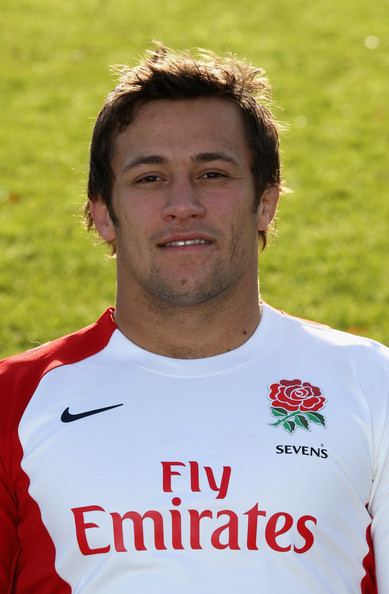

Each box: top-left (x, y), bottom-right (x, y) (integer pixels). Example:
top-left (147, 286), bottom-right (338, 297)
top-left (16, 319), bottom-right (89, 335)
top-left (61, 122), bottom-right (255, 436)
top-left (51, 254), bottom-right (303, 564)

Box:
top-left (1, 0), bottom-right (388, 357)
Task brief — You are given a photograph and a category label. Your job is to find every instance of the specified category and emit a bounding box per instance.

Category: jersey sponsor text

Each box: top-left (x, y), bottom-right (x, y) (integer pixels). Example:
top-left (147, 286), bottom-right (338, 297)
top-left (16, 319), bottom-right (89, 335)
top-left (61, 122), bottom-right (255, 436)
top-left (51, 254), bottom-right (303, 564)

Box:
top-left (71, 460), bottom-right (317, 556)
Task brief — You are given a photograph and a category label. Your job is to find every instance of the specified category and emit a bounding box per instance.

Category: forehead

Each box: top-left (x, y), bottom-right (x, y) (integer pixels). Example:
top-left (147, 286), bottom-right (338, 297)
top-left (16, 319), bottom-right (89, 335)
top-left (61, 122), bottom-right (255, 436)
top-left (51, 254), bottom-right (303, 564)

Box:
top-left (112, 98), bottom-right (251, 168)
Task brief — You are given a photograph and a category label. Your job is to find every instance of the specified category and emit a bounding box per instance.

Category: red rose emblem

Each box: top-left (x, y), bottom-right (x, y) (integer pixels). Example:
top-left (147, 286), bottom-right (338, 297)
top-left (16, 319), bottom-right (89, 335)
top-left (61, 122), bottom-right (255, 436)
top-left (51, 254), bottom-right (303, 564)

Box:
top-left (269, 379), bottom-right (326, 412)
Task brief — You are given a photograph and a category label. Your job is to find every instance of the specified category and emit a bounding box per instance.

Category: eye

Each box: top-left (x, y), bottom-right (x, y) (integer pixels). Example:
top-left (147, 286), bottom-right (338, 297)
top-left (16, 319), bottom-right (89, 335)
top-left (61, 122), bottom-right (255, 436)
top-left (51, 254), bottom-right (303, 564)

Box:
top-left (136, 174), bottom-right (163, 184)
top-left (200, 171), bottom-right (228, 180)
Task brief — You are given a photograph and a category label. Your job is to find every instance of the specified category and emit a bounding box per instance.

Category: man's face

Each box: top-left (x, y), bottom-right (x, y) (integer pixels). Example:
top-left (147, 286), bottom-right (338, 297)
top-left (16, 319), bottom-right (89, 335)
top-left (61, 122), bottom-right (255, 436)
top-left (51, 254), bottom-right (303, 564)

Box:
top-left (92, 98), bottom-right (278, 309)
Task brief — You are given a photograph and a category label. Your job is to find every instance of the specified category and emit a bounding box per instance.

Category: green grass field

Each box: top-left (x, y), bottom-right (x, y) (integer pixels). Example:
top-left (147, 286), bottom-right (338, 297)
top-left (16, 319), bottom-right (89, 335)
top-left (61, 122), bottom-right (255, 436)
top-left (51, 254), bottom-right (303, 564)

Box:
top-left (1, 0), bottom-right (388, 357)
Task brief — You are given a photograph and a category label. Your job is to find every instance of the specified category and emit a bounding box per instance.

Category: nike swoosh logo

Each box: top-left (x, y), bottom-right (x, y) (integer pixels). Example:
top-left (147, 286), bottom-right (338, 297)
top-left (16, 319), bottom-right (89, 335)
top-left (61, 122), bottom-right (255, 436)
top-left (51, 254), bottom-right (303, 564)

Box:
top-left (61, 403), bottom-right (124, 423)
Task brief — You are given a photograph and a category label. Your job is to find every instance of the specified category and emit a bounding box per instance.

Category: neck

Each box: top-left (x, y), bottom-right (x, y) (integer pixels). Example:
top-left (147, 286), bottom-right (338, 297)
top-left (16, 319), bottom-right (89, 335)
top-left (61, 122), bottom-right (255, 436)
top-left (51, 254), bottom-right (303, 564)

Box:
top-left (114, 284), bottom-right (262, 359)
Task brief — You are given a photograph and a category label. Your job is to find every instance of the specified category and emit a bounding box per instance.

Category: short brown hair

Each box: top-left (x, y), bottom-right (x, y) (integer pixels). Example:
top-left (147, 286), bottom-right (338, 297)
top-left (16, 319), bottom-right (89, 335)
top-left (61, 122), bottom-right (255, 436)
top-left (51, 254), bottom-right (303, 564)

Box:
top-left (86, 44), bottom-right (283, 249)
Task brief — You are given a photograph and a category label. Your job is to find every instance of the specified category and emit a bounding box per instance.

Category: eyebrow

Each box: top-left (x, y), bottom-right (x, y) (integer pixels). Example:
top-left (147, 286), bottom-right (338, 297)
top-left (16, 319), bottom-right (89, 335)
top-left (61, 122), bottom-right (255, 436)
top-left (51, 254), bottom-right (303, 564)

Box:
top-left (192, 152), bottom-right (239, 166)
top-left (121, 155), bottom-right (166, 173)
top-left (121, 151), bottom-right (239, 174)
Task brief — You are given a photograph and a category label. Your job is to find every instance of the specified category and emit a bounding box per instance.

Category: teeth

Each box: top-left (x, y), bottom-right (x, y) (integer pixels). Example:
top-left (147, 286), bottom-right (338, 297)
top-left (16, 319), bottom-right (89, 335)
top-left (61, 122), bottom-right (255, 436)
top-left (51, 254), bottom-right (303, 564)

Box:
top-left (164, 239), bottom-right (209, 247)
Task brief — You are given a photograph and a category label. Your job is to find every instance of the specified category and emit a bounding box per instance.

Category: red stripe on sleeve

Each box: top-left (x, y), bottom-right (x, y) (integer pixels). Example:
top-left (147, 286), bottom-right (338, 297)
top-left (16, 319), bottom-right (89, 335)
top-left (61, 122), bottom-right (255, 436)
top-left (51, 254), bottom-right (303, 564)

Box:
top-left (360, 523), bottom-right (377, 594)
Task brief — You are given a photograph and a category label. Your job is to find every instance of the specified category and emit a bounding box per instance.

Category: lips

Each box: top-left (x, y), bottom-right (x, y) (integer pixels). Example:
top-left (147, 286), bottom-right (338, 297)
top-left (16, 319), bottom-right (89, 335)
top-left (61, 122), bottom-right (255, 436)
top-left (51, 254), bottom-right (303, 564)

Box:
top-left (163, 239), bottom-right (211, 248)
top-left (158, 234), bottom-right (213, 248)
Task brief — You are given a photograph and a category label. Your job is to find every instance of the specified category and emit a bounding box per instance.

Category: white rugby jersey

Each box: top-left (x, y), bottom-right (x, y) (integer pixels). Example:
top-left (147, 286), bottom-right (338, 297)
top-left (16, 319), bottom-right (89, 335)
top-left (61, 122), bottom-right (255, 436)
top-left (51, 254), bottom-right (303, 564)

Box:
top-left (0, 304), bottom-right (388, 593)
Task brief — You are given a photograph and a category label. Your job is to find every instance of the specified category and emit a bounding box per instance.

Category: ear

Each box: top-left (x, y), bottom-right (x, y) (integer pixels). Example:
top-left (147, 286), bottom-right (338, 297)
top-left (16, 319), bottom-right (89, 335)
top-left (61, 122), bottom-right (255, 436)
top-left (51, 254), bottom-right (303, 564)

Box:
top-left (88, 198), bottom-right (116, 242)
top-left (256, 185), bottom-right (280, 231)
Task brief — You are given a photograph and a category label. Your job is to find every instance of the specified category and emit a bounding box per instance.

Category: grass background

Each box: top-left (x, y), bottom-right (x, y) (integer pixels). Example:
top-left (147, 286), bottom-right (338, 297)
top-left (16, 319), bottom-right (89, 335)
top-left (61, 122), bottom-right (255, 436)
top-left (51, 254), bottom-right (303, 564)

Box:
top-left (1, 0), bottom-right (388, 357)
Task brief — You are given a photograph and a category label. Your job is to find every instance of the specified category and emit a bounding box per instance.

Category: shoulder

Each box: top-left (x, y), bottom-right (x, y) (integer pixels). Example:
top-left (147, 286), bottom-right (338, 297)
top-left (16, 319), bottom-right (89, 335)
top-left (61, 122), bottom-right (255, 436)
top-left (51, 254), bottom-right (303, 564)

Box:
top-left (0, 309), bottom-right (117, 420)
top-left (0, 308), bottom-right (116, 378)
top-left (266, 303), bottom-right (389, 372)
top-left (264, 305), bottom-right (389, 429)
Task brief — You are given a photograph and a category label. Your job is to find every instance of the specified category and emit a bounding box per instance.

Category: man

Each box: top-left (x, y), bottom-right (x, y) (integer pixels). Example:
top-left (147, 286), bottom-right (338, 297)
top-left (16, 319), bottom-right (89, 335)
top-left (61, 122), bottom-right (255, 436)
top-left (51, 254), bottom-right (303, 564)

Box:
top-left (0, 45), bottom-right (388, 593)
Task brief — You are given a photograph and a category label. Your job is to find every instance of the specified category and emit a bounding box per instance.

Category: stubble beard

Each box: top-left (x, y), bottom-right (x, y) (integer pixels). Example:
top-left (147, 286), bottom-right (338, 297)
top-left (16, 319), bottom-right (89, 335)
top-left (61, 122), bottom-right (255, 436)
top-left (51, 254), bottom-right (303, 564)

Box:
top-left (140, 228), bottom-right (257, 312)
top-left (117, 215), bottom-right (259, 314)
top-left (145, 261), bottom-right (239, 309)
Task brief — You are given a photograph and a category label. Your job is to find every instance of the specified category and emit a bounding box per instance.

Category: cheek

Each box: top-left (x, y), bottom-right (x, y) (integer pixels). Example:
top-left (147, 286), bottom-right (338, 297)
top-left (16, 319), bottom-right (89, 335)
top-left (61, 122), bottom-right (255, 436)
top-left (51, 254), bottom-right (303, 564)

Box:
top-left (228, 219), bottom-right (258, 263)
top-left (115, 200), bottom-right (152, 235)
top-left (114, 213), bottom-right (156, 262)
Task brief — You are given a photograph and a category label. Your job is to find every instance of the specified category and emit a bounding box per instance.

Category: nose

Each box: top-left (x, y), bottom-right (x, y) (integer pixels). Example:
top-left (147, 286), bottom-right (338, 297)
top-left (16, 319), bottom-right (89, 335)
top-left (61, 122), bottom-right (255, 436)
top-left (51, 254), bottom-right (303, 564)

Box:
top-left (161, 178), bottom-right (206, 221)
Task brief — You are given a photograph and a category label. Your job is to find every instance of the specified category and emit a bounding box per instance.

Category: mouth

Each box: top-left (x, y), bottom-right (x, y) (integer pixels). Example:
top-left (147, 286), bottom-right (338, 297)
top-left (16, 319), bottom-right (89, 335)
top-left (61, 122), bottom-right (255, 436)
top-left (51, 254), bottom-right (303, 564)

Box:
top-left (158, 234), bottom-right (214, 249)
top-left (161, 239), bottom-right (212, 248)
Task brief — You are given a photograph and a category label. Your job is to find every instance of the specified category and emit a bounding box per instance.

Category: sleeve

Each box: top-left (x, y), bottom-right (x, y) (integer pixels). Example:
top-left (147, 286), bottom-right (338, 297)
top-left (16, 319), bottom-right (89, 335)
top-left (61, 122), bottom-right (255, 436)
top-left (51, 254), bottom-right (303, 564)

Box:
top-left (0, 316), bottom-right (112, 592)
top-left (0, 455), bottom-right (19, 590)
top-left (367, 346), bottom-right (389, 592)
top-left (0, 363), bottom-right (20, 592)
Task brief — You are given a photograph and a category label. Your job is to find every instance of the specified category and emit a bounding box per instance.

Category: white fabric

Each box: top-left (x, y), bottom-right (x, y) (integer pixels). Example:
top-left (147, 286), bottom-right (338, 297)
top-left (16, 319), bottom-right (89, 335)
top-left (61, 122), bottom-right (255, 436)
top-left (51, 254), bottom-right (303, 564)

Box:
top-left (18, 304), bottom-right (389, 593)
